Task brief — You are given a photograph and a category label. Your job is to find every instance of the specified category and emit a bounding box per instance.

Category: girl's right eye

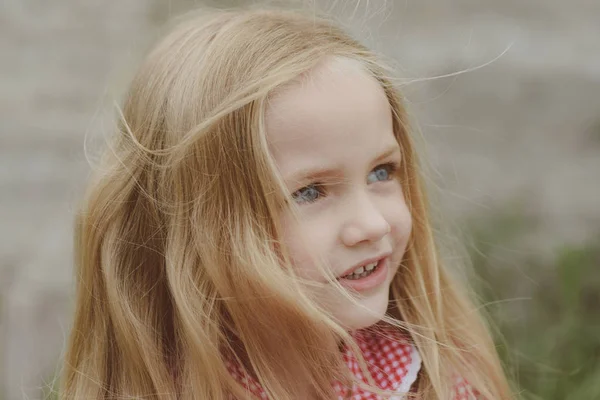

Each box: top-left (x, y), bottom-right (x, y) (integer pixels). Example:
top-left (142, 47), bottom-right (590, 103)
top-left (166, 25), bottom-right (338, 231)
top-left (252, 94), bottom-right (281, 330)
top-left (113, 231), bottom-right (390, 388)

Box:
top-left (291, 184), bottom-right (324, 204)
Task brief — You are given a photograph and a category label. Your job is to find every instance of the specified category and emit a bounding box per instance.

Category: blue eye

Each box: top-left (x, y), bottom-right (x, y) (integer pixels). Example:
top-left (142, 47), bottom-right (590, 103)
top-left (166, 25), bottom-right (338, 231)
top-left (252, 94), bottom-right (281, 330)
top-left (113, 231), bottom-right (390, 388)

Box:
top-left (292, 184), bottom-right (323, 204)
top-left (367, 163), bottom-right (397, 184)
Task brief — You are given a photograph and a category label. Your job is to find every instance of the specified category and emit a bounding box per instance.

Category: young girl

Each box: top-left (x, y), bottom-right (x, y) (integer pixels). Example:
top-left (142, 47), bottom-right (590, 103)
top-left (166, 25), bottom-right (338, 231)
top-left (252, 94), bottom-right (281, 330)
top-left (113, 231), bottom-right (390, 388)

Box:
top-left (60, 7), bottom-right (513, 400)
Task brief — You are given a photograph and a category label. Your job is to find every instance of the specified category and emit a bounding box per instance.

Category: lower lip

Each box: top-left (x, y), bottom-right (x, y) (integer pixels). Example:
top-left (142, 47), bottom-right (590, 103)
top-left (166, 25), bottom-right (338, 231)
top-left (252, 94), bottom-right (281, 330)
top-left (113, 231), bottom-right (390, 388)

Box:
top-left (337, 258), bottom-right (389, 292)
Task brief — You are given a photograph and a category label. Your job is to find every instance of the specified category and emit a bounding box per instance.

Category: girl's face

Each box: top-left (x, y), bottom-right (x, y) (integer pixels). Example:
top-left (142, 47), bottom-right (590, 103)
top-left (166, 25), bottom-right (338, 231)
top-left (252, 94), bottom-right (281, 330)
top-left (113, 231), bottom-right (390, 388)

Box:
top-left (266, 58), bottom-right (412, 330)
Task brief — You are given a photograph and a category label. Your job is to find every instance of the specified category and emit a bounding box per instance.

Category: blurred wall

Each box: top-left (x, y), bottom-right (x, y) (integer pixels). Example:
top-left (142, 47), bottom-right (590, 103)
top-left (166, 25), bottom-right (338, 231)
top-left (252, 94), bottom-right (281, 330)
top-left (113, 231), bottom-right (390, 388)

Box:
top-left (1, 0), bottom-right (599, 398)
top-left (1, 1), bottom-right (155, 398)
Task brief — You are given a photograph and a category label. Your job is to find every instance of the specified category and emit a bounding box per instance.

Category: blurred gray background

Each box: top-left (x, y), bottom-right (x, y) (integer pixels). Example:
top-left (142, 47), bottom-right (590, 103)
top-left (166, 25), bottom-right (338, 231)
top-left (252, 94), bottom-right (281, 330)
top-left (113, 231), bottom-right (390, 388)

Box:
top-left (1, 1), bottom-right (599, 399)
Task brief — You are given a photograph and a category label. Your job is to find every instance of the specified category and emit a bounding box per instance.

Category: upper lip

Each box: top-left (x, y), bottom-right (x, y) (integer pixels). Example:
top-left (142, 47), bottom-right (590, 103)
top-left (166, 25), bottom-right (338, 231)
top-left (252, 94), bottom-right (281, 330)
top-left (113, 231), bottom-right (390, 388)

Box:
top-left (337, 252), bottom-right (392, 278)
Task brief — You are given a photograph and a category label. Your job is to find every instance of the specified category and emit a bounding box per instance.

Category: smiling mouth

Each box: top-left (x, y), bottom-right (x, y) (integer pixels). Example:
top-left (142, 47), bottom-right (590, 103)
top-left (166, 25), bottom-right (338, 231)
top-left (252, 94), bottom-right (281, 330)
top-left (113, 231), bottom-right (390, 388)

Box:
top-left (338, 259), bottom-right (382, 280)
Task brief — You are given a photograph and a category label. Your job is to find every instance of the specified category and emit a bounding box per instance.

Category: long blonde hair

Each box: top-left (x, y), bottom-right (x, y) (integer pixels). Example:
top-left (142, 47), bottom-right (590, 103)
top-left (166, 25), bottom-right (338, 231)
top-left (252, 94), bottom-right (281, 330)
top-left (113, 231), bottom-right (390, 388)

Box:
top-left (60, 7), bottom-right (512, 400)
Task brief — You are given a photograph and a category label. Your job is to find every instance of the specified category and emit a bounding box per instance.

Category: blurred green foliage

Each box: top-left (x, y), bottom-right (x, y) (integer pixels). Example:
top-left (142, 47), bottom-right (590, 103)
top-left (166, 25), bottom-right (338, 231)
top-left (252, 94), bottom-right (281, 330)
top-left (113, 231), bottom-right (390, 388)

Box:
top-left (468, 212), bottom-right (600, 400)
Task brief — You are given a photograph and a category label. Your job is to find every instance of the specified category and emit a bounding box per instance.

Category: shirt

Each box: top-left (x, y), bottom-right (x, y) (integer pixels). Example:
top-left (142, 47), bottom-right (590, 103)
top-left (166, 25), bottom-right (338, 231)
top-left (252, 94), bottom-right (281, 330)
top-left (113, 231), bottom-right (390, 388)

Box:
top-left (225, 324), bottom-right (478, 399)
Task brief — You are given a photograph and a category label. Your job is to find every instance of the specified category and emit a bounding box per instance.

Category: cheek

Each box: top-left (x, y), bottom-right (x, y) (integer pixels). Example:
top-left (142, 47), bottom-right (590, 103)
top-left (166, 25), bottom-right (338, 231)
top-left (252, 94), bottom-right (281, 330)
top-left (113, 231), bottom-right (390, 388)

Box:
top-left (389, 201), bottom-right (413, 250)
top-left (277, 213), bottom-right (332, 280)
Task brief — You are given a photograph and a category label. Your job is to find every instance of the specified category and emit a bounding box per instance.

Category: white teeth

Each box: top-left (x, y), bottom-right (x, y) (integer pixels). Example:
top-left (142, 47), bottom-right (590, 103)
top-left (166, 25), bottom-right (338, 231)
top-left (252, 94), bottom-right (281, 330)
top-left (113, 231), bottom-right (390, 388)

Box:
top-left (342, 261), bottom-right (379, 279)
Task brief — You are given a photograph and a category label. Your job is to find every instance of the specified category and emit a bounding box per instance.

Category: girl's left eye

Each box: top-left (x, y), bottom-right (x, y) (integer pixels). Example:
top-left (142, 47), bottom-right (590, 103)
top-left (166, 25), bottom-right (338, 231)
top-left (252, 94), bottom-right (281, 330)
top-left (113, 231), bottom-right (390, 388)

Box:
top-left (367, 162), bottom-right (398, 184)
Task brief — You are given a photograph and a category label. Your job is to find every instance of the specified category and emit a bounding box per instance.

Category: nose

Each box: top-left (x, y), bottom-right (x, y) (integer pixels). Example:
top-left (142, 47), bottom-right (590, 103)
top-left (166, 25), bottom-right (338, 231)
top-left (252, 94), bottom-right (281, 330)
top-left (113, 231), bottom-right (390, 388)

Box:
top-left (339, 191), bottom-right (391, 247)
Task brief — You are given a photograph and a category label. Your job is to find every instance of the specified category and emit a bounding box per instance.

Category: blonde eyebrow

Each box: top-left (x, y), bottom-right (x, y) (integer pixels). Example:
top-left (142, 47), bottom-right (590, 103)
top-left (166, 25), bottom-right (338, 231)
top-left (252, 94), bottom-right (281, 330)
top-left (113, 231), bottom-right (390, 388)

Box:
top-left (285, 143), bottom-right (401, 186)
top-left (372, 143), bottom-right (402, 164)
top-left (286, 165), bottom-right (343, 186)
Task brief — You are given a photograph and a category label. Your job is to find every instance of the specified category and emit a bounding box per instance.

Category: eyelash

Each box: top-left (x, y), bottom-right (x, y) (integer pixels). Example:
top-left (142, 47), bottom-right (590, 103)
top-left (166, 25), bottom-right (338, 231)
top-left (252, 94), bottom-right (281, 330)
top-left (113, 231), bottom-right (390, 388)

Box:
top-left (291, 161), bottom-right (400, 205)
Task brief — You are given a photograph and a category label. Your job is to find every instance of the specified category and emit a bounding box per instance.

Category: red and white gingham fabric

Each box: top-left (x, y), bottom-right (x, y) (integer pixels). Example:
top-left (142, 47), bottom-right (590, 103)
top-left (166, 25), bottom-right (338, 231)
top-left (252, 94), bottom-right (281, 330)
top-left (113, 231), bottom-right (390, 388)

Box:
top-left (225, 324), bottom-right (478, 399)
top-left (330, 325), bottom-right (421, 399)
top-left (453, 375), bottom-right (480, 400)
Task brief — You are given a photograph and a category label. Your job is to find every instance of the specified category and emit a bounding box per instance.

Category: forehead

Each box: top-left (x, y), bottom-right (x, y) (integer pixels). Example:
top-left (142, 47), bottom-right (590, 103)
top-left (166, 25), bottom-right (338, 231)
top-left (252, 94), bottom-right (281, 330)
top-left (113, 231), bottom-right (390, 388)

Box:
top-left (265, 57), bottom-right (396, 176)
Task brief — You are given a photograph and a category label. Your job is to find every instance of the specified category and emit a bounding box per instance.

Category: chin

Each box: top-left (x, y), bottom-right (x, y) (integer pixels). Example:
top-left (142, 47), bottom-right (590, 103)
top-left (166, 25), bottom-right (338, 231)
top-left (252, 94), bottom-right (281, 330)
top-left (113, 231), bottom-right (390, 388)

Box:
top-left (337, 286), bottom-right (391, 331)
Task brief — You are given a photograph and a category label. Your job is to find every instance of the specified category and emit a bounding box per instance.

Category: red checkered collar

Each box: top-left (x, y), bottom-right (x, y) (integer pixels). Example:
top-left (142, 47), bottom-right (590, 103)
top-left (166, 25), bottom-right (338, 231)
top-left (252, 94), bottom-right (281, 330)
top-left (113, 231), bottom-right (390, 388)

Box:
top-left (225, 324), bottom-right (422, 399)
